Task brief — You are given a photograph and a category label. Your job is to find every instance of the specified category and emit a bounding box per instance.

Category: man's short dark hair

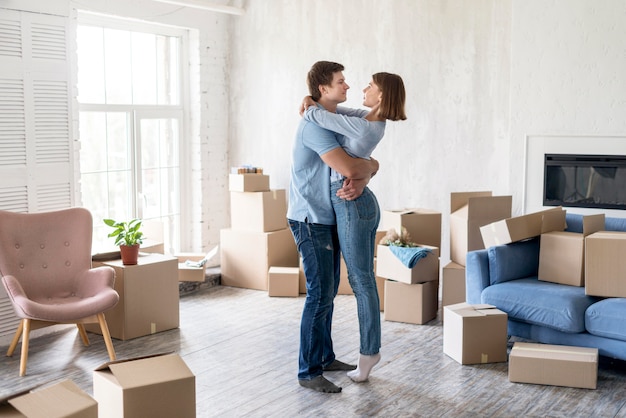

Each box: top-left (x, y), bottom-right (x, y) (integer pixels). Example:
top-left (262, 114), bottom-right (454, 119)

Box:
top-left (307, 61), bottom-right (344, 101)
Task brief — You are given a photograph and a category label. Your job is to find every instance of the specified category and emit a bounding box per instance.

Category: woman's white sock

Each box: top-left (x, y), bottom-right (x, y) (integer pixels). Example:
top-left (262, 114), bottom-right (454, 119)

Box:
top-left (347, 353), bottom-right (381, 382)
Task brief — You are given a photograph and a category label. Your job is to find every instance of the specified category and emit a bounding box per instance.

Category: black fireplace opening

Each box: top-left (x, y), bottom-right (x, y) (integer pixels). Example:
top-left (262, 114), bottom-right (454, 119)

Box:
top-left (544, 154), bottom-right (626, 210)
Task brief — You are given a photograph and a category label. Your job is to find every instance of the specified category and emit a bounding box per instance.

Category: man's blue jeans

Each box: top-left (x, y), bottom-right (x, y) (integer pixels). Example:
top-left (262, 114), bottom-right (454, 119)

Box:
top-left (331, 180), bottom-right (381, 355)
top-left (288, 219), bottom-right (340, 381)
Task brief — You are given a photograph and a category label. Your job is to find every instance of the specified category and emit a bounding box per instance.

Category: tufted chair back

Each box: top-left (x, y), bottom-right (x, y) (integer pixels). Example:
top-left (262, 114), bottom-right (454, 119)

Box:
top-left (0, 208), bottom-right (93, 304)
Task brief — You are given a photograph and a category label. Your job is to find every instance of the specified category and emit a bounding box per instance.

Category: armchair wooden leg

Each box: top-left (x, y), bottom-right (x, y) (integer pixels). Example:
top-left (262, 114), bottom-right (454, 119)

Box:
top-left (19, 319), bottom-right (31, 377)
top-left (97, 313), bottom-right (116, 361)
top-left (7, 320), bottom-right (23, 357)
top-left (77, 324), bottom-right (90, 346)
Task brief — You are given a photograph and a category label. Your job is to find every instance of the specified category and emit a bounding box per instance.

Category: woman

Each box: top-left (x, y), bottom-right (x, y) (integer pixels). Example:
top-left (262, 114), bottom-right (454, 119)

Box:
top-left (301, 72), bottom-right (407, 382)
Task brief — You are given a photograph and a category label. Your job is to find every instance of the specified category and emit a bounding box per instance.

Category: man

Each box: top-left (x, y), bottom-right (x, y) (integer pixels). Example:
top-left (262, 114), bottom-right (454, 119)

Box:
top-left (287, 61), bottom-right (379, 393)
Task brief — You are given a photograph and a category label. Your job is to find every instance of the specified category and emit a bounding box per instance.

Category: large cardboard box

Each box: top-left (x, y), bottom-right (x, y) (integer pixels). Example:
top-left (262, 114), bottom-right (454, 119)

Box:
top-left (449, 192), bottom-right (512, 266)
top-left (0, 380), bottom-right (97, 418)
top-left (538, 214), bottom-right (605, 287)
top-left (509, 342), bottom-right (598, 389)
top-left (443, 303), bottom-right (508, 364)
top-left (479, 207), bottom-right (566, 248)
top-left (268, 266), bottom-right (299, 297)
top-left (380, 208), bottom-right (442, 248)
top-left (230, 189), bottom-right (287, 232)
top-left (442, 261), bottom-right (466, 307)
top-left (220, 228), bottom-right (299, 291)
top-left (585, 231), bottom-right (626, 297)
top-left (384, 279), bottom-right (438, 325)
top-left (93, 353), bottom-right (196, 418)
top-left (375, 244), bottom-right (439, 284)
top-left (228, 173), bottom-right (269, 192)
top-left (88, 253), bottom-right (179, 340)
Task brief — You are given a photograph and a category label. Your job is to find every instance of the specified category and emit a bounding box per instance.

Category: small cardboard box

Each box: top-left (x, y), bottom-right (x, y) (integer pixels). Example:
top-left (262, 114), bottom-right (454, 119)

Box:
top-left (585, 231), bottom-right (626, 297)
top-left (449, 192), bottom-right (512, 266)
top-left (93, 353), bottom-right (196, 418)
top-left (88, 253), bottom-right (179, 340)
top-left (228, 173), bottom-right (270, 192)
top-left (0, 380), bottom-right (97, 418)
top-left (479, 207), bottom-right (566, 248)
top-left (375, 244), bottom-right (439, 284)
top-left (230, 189), bottom-right (287, 232)
top-left (380, 208), bottom-right (442, 248)
top-left (268, 266), bottom-right (299, 297)
top-left (383, 279), bottom-right (438, 325)
top-left (538, 214), bottom-right (605, 287)
top-left (509, 342), bottom-right (598, 389)
top-left (176, 253), bottom-right (206, 282)
top-left (220, 228), bottom-right (299, 291)
top-left (442, 261), bottom-right (466, 307)
top-left (443, 303), bottom-right (508, 364)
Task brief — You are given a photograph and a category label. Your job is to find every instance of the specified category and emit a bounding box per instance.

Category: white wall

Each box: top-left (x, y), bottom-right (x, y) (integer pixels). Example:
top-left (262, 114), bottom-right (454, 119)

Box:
top-left (229, 0), bottom-right (513, 262)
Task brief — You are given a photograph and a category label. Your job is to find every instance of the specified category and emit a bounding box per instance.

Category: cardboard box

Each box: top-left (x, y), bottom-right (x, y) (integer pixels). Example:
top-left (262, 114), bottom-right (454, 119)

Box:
top-left (479, 207), bottom-right (566, 248)
top-left (374, 230), bottom-right (387, 257)
top-left (375, 244), bottom-right (439, 284)
top-left (442, 261), bottom-right (466, 307)
top-left (220, 228), bottom-right (299, 291)
top-left (228, 173), bottom-right (270, 192)
top-left (538, 214), bottom-right (605, 287)
top-left (88, 253), bottom-right (179, 340)
top-left (449, 192), bottom-right (512, 265)
top-left (380, 208), bottom-right (442, 248)
top-left (509, 342), bottom-right (598, 389)
top-left (374, 259), bottom-right (385, 311)
top-left (585, 231), bottom-right (626, 297)
top-left (384, 279), bottom-right (438, 325)
top-left (338, 254), bottom-right (354, 295)
top-left (176, 253), bottom-right (206, 282)
top-left (230, 189), bottom-right (287, 232)
top-left (443, 303), bottom-right (508, 364)
top-left (93, 353), bottom-right (196, 418)
top-left (0, 380), bottom-right (97, 417)
top-left (268, 266), bottom-right (299, 297)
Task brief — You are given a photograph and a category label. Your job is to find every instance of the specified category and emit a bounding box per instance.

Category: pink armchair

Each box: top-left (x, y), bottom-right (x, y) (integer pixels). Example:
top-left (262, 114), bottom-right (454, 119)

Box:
top-left (0, 208), bottom-right (119, 376)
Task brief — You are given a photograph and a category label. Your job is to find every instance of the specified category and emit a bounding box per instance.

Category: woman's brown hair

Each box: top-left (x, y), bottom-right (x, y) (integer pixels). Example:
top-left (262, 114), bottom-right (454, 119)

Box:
top-left (373, 72), bottom-right (407, 121)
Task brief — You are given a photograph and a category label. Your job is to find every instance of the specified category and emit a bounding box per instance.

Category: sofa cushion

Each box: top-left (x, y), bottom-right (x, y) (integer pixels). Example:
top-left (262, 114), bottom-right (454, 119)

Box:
top-left (487, 238), bottom-right (540, 285)
top-left (481, 277), bottom-right (598, 333)
top-left (586, 298), bottom-right (626, 342)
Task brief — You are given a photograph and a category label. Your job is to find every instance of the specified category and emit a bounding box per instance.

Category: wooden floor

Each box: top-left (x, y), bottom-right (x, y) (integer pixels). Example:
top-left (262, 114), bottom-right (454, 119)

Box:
top-left (3, 282), bottom-right (626, 417)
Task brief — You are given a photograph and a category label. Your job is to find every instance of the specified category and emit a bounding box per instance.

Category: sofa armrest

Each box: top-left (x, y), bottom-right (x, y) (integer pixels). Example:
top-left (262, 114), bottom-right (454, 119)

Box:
top-left (465, 249), bottom-right (490, 304)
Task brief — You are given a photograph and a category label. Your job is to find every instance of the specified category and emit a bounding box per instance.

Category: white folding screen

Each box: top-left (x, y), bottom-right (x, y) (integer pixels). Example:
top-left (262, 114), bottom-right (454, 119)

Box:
top-left (0, 7), bottom-right (74, 337)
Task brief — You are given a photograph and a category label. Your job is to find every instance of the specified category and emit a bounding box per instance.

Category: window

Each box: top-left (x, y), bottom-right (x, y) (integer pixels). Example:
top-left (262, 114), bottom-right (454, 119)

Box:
top-left (76, 14), bottom-right (188, 253)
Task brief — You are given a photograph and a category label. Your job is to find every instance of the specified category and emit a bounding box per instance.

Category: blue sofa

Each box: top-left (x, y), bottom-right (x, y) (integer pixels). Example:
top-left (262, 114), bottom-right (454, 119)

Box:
top-left (466, 213), bottom-right (626, 360)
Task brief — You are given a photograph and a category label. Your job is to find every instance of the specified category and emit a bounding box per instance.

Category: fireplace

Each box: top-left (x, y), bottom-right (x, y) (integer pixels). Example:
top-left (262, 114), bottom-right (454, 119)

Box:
top-left (543, 154), bottom-right (626, 210)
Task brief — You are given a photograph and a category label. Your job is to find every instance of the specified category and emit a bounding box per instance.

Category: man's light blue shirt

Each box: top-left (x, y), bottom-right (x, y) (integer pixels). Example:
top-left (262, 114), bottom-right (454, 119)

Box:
top-left (287, 115), bottom-right (341, 225)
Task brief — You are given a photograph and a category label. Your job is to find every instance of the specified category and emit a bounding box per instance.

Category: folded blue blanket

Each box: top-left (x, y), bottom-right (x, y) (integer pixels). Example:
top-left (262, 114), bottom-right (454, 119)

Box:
top-left (389, 246), bottom-right (432, 268)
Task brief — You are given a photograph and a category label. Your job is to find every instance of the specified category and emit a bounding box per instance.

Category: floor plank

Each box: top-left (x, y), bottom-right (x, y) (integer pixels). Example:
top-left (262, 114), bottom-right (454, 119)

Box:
top-left (2, 284), bottom-right (626, 417)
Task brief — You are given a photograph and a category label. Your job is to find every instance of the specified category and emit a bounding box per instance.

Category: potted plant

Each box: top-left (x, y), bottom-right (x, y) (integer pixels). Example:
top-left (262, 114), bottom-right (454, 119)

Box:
top-left (103, 218), bottom-right (144, 265)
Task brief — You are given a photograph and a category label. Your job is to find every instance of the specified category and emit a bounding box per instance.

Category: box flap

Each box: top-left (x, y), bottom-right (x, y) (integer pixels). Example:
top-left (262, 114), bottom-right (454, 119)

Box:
top-left (582, 214), bottom-right (606, 236)
top-left (100, 353), bottom-right (194, 389)
top-left (450, 191), bottom-right (492, 213)
top-left (9, 380), bottom-right (96, 418)
top-left (541, 207), bottom-right (567, 233)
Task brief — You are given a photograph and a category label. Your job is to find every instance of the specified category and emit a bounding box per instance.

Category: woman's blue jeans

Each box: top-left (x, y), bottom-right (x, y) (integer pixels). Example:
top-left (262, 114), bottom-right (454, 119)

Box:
top-left (288, 219), bottom-right (341, 381)
top-left (331, 180), bottom-right (381, 355)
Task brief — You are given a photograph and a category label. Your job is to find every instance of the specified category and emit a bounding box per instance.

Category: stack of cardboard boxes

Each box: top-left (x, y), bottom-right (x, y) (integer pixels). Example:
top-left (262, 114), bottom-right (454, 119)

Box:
top-left (220, 170), bottom-right (299, 292)
top-left (375, 208), bottom-right (442, 325)
top-left (445, 192), bottom-right (512, 308)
